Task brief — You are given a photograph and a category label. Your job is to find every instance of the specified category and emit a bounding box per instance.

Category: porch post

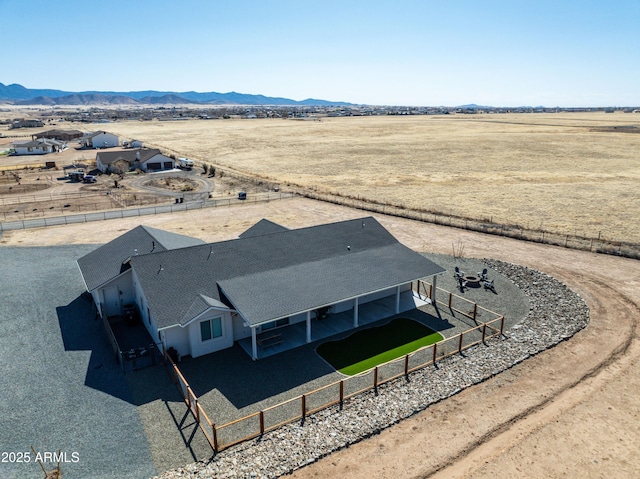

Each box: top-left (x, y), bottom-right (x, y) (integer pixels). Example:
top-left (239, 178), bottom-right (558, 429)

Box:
top-left (251, 326), bottom-right (258, 361)
top-left (395, 285), bottom-right (401, 314)
top-left (353, 297), bottom-right (359, 328)
top-left (306, 311), bottom-right (312, 343)
top-left (431, 275), bottom-right (437, 302)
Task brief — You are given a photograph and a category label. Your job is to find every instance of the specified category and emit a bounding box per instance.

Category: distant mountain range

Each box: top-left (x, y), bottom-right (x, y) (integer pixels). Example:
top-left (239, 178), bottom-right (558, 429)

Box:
top-left (0, 82), bottom-right (352, 106)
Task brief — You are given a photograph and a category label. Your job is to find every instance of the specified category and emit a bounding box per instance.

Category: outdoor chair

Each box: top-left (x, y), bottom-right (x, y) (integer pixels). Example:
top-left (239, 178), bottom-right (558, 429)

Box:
top-left (484, 279), bottom-right (496, 293)
top-left (457, 275), bottom-right (468, 292)
top-left (454, 266), bottom-right (465, 280)
top-left (478, 268), bottom-right (489, 281)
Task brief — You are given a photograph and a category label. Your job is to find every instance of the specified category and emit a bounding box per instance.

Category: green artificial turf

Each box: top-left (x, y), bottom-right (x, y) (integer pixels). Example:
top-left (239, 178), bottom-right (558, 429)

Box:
top-left (316, 317), bottom-right (443, 375)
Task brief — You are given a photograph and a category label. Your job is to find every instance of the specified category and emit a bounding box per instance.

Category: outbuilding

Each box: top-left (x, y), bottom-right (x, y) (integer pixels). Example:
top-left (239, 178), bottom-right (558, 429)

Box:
top-left (80, 131), bottom-right (119, 149)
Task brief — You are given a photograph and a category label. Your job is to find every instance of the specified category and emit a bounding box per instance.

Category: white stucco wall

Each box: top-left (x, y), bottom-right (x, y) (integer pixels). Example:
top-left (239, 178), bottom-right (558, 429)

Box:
top-left (188, 311), bottom-right (234, 358)
top-left (14, 145), bottom-right (52, 155)
top-left (332, 284), bottom-right (410, 313)
top-left (98, 271), bottom-right (135, 317)
top-left (233, 315), bottom-right (252, 340)
top-left (141, 154), bottom-right (175, 172)
top-left (90, 132), bottom-right (119, 148)
top-left (162, 326), bottom-right (190, 358)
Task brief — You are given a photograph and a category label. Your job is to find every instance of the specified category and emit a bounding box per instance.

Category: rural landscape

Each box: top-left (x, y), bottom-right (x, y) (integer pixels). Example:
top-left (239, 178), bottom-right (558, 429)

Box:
top-left (3, 1), bottom-right (640, 477)
top-left (0, 105), bottom-right (639, 479)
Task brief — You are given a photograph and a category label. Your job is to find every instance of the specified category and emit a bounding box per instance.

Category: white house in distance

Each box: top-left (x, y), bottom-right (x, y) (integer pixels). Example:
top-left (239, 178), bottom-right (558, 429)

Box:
top-left (77, 217), bottom-right (446, 361)
top-left (95, 148), bottom-right (176, 173)
top-left (12, 138), bottom-right (67, 155)
top-left (80, 131), bottom-right (119, 149)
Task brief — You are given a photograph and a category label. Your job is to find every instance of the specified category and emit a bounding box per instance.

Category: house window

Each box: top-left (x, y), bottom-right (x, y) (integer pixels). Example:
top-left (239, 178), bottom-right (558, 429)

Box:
top-left (200, 317), bottom-right (222, 342)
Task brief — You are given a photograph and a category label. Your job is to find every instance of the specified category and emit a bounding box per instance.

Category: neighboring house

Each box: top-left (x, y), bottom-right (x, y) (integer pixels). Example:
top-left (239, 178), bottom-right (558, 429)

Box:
top-left (77, 217), bottom-right (446, 361)
top-left (123, 139), bottom-right (144, 148)
top-left (9, 119), bottom-right (44, 129)
top-left (80, 131), bottom-right (119, 148)
top-left (12, 138), bottom-right (66, 155)
top-left (95, 148), bottom-right (176, 173)
top-left (35, 129), bottom-right (84, 142)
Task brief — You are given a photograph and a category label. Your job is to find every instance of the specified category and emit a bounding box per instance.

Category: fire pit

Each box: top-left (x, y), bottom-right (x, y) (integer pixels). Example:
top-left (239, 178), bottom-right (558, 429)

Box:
top-left (463, 275), bottom-right (481, 287)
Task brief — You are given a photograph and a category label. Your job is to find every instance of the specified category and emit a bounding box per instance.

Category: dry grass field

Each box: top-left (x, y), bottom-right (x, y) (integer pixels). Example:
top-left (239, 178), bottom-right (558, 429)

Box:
top-left (100, 113), bottom-right (640, 244)
top-left (2, 111), bottom-right (639, 477)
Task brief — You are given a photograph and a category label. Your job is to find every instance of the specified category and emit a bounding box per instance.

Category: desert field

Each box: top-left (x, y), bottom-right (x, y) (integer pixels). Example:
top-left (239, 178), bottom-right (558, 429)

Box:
top-left (99, 113), bottom-right (640, 244)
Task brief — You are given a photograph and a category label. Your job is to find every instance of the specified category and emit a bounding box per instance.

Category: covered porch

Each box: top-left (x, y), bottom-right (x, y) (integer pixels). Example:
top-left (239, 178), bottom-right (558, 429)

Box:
top-left (238, 287), bottom-right (432, 360)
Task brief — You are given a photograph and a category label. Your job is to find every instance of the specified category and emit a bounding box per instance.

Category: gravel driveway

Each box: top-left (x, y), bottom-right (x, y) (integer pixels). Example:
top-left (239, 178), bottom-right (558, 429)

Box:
top-left (0, 245), bottom-right (157, 479)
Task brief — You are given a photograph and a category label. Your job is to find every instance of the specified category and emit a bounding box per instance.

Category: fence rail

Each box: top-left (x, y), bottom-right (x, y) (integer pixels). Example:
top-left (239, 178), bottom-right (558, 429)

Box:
top-left (300, 190), bottom-right (640, 260)
top-left (212, 314), bottom-right (504, 451)
top-left (0, 192), bottom-right (293, 231)
top-left (162, 287), bottom-right (505, 454)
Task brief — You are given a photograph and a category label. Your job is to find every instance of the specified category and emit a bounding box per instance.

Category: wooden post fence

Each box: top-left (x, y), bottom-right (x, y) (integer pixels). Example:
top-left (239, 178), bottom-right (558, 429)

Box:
top-left (301, 394), bottom-right (307, 420)
top-left (167, 290), bottom-right (508, 453)
top-left (259, 411), bottom-right (265, 435)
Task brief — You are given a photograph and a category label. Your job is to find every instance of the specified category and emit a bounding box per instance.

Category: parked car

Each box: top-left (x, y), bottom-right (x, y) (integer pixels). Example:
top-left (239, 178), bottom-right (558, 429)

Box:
top-left (83, 175), bottom-right (97, 183)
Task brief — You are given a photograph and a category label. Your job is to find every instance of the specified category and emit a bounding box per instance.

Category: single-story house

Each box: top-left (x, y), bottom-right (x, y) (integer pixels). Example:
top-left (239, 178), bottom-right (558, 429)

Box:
top-left (35, 129), bottom-right (84, 142)
top-left (123, 139), bottom-right (144, 148)
top-left (77, 217), bottom-right (446, 361)
top-left (95, 148), bottom-right (176, 173)
top-left (12, 138), bottom-right (67, 155)
top-left (80, 131), bottom-right (119, 149)
top-left (9, 119), bottom-right (44, 129)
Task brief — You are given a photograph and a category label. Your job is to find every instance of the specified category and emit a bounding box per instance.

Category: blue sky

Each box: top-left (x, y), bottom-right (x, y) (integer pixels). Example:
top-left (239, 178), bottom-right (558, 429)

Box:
top-left (1, 0), bottom-right (638, 106)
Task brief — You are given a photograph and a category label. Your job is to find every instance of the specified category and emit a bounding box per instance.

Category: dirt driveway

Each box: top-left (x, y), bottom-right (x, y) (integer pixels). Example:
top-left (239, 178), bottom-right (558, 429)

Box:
top-left (2, 197), bottom-right (639, 478)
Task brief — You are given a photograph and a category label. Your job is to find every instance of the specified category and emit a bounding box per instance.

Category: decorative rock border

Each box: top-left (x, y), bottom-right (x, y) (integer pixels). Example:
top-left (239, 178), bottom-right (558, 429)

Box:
top-left (155, 259), bottom-right (590, 479)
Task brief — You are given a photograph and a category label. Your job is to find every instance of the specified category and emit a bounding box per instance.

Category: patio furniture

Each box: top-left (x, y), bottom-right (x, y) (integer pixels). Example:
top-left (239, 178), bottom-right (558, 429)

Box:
top-left (257, 333), bottom-right (283, 349)
top-left (484, 279), bottom-right (496, 293)
top-left (478, 268), bottom-right (489, 281)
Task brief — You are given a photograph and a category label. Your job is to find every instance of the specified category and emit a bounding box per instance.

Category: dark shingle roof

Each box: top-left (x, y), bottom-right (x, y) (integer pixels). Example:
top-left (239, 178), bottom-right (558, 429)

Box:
top-left (130, 217), bottom-right (445, 329)
top-left (77, 225), bottom-right (205, 292)
top-left (238, 219), bottom-right (289, 238)
top-left (96, 148), bottom-right (163, 165)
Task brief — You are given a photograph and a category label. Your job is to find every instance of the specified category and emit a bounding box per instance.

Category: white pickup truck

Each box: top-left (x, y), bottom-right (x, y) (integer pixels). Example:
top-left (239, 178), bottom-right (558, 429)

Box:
top-left (177, 157), bottom-right (194, 169)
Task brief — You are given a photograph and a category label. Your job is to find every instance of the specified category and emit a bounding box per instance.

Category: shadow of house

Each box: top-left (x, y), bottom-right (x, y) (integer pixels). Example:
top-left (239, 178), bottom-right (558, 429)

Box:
top-left (56, 295), bottom-right (135, 403)
top-left (177, 343), bottom-right (337, 410)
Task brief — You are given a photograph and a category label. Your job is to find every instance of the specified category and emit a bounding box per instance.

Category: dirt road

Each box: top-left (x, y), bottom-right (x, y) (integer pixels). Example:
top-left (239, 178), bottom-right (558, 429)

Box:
top-left (2, 197), bottom-right (638, 478)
